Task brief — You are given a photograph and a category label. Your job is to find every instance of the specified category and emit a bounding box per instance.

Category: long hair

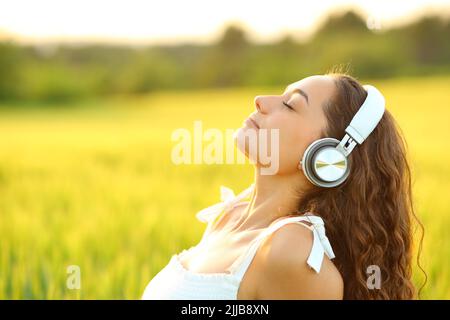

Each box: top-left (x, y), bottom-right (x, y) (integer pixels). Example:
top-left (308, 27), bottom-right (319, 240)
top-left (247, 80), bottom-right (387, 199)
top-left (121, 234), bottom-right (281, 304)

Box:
top-left (295, 67), bottom-right (426, 299)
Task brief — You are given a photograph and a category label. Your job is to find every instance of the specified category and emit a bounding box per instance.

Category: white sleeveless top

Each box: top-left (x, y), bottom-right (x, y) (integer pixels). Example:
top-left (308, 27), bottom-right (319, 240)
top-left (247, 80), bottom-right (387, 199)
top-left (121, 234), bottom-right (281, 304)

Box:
top-left (141, 184), bottom-right (336, 300)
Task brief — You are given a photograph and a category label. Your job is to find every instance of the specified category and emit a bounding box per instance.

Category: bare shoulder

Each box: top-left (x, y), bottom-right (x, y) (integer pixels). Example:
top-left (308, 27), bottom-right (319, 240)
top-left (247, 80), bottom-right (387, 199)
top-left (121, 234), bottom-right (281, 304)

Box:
top-left (255, 222), bottom-right (344, 300)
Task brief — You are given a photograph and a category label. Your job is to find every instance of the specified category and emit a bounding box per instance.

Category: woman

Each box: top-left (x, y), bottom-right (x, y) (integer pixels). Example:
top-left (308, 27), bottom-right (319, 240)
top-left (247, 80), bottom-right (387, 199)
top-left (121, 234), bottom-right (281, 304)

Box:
top-left (142, 69), bottom-right (425, 300)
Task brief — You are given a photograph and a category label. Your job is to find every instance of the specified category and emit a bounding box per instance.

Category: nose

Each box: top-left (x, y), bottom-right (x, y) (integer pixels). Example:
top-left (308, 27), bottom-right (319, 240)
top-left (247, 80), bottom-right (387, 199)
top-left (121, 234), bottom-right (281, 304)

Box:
top-left (254, 95), bottom-right (264, 113)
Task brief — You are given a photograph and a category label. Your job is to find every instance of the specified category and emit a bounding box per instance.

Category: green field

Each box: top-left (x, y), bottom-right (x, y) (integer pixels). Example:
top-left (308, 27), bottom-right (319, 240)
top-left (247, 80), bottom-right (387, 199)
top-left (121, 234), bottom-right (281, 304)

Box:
top-left (0, 76), bottom-right (449, 299)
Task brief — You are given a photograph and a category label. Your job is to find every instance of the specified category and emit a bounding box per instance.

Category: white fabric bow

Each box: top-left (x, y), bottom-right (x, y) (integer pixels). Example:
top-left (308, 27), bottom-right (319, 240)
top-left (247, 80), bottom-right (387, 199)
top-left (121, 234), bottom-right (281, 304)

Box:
top-left (253, 214), bottom-right (336, 273)
top-left (301, 215), bottom-right (336, 273)
top-left (195, 184), bottom-right (254, 223)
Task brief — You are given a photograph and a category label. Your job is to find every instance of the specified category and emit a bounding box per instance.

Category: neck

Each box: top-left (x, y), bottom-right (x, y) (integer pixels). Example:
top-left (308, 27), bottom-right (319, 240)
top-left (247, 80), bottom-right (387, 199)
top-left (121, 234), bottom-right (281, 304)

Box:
top-left (231, 167), bottom-right (310, 233)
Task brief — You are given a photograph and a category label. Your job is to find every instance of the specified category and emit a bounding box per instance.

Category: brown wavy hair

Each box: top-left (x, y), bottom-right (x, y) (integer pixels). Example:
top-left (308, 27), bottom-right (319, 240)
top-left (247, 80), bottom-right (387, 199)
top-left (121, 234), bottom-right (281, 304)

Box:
top-left (294, 66), bottom-right (426, 299)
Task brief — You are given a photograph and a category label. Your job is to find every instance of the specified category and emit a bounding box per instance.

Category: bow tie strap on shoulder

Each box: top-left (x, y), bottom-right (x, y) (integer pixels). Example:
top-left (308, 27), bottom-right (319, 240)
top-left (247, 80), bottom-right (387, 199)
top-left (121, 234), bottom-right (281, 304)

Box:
top-left (249, 214), bottom-right (336, 274)
top-left (195, 184), bottom-right (254, 223)
top-left (303, 216), bottom-right (336, 273)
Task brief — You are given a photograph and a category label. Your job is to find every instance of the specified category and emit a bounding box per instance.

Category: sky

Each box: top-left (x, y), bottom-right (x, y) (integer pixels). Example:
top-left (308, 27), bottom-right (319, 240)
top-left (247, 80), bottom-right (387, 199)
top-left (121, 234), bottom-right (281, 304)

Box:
top-left (0, 0), bottom-right (449, 45)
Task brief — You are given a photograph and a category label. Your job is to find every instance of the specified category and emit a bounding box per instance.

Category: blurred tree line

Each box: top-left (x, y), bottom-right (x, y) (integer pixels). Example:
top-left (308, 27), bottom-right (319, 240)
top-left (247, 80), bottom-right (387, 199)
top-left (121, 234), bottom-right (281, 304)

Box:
top-left (0, 9), bottom-right (449, 102)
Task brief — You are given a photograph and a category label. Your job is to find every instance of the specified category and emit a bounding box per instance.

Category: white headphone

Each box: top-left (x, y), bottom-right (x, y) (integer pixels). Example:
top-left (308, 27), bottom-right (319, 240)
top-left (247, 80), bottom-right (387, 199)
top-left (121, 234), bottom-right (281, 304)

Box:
top-left (300, 84), bottom-right (386, 188)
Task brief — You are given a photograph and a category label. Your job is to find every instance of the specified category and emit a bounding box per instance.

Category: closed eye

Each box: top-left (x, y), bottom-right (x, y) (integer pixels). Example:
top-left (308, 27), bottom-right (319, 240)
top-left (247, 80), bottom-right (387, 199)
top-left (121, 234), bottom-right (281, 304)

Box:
top-left (283, 101), bottom-right (294, 110)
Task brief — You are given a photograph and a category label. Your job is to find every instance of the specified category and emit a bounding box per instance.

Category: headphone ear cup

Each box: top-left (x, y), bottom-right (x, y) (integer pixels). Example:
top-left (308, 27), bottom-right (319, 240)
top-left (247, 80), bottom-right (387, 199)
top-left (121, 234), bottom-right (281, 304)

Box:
top-left (301, 138), bottom-right (351, 188)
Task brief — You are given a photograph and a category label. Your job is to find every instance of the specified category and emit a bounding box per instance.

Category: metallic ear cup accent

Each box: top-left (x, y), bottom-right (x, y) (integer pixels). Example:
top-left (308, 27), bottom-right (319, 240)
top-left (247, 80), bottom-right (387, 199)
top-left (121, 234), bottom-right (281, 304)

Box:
top-left (301, 138), bottom-right (351, 188)
top-left (313, 147), bottom-right (347, 182)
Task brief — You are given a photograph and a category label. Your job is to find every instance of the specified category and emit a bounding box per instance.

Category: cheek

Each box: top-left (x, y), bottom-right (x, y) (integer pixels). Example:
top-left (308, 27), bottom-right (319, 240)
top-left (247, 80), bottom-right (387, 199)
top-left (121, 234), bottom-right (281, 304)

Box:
top-left (276, 117), bottom-right (321, 168)
top-left (278, 128), bottom-right (304, 168)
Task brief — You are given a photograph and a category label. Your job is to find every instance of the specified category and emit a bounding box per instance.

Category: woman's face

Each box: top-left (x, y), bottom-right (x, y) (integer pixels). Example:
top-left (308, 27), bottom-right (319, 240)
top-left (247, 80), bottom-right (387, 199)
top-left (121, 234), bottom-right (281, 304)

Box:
top-left (234, 75), bottom-right (336, 175)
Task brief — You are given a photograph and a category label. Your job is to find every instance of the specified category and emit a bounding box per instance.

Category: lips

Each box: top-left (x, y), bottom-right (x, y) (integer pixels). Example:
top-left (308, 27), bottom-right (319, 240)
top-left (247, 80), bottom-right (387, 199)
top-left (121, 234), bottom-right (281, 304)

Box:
top-left (245, 117), bottom-right (260, 129)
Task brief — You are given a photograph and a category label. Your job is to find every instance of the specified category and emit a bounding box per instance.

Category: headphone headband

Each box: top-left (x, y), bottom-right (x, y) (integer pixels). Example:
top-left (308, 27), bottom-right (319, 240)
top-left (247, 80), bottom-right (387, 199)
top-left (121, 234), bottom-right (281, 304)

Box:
top-left (346, 85), bottom-right (385, 143)
top-left (336, 84), bottom-right (385, 157)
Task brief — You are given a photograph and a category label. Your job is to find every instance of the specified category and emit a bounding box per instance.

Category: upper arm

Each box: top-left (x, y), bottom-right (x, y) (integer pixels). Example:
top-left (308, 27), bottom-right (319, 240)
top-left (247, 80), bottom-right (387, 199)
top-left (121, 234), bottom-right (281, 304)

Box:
top-left (256, 223), bottom-right (344, 300)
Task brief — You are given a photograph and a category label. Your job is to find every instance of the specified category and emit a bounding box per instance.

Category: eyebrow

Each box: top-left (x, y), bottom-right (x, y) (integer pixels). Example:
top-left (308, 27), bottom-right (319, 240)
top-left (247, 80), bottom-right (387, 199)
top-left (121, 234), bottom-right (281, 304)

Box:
top-left (285, 87), bottom-right (309, 106)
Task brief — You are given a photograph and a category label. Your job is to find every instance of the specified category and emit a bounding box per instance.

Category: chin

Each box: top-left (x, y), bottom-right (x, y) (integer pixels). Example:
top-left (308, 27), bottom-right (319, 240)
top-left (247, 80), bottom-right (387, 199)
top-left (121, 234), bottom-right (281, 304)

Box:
top-left (233, 126), bottom-right (258, 164)
top-left (233, 126), bottom-right (282, 175)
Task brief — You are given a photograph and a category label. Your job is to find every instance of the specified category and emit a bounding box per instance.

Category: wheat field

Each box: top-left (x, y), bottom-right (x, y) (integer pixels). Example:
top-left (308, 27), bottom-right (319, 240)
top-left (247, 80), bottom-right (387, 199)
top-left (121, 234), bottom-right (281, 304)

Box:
top-left (0, 76), bottom-right (449, 299)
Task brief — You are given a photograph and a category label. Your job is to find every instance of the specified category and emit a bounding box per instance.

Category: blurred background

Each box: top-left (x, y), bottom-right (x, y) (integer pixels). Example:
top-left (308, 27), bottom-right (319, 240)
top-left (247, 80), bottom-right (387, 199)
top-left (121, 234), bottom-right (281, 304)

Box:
top-left (0, 0), bottom-right (449, 299)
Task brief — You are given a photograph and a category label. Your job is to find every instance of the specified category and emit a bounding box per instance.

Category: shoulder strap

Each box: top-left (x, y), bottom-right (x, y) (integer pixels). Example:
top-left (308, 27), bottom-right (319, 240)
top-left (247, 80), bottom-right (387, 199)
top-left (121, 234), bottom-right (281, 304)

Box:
top-left (230, 215), bottom-right (336, 281)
